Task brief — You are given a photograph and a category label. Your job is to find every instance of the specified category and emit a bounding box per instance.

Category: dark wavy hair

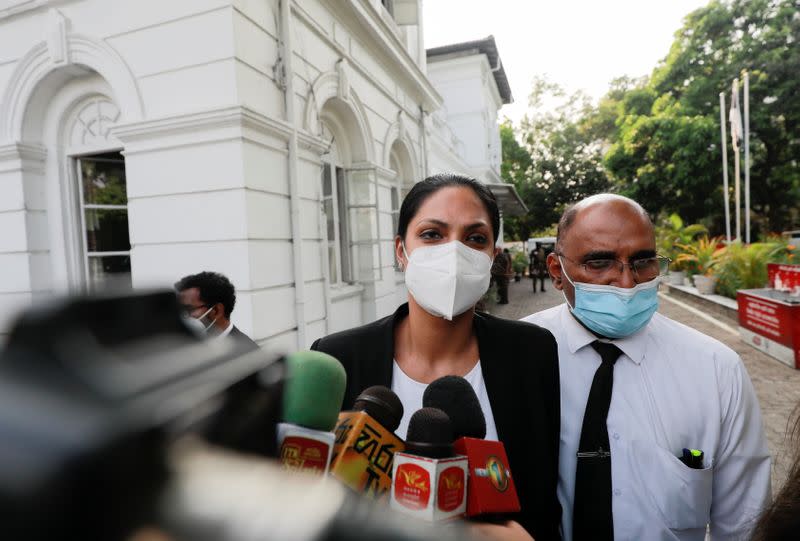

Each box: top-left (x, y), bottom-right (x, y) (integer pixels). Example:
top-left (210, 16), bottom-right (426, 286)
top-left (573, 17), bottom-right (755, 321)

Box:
top-left (751, 406), bottom-right (800, 540)
top-left (396, 173), bottom-right (500, 242)
top-left (174, 271), bottom-right (236, 318)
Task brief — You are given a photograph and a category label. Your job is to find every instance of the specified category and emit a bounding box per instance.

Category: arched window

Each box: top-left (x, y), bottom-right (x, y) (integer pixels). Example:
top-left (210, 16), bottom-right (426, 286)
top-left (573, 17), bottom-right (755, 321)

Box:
top-left (320, 123), bottom-right (352, 285)
top-left (389, 140), bottom-right (416, 270)
top-left (65, 95), bottom-right (130, 290)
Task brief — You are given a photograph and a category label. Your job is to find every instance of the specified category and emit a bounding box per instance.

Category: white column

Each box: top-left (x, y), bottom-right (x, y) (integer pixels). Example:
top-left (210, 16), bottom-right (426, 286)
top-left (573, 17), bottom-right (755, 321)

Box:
top-left (0, 143), bottom-right (49, 343)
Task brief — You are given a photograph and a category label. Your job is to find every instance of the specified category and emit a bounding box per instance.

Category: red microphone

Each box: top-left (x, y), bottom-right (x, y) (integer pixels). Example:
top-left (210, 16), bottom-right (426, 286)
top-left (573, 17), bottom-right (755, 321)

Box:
top-left (390, 407), bottom-right (468, 522)
top-left (423, 376), bottom-right (520, 517)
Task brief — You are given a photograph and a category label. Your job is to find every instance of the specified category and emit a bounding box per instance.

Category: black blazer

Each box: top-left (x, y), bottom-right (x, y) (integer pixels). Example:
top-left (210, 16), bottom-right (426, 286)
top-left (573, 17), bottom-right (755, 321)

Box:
top-left (311, 303), bottom-right (562, 540)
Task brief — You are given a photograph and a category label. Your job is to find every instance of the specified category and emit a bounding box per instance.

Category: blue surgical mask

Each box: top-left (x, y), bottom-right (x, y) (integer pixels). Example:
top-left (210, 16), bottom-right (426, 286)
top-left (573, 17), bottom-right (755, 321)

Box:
top-left (559, 257), bottom-right (660, 338)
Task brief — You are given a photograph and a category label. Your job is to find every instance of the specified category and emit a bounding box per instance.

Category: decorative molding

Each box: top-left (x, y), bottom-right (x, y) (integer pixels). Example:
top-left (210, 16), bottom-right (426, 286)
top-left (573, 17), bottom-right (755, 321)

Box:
top-left (68, 96), bottom-right (120, 148)
top-left (112, 106), bottom-right (294, 154)
top-left (0, 142), bottom-right (47, 175)
top-left (396, 110), bottom-right (405, 141)
top-left (296, 0), bottom-right (441, 110)
top-left (297, 131), bottom-right (329, 154)
top-left (0, 0), bottom-right (54, 21)
top-left (45, 8), bottom-right (69, 65)
top-left (0, 33), bottom-right (143, 143)
top-left (382, 112), bottom-right (418, 174)
top-left (0, 142), bottom-right (47, 162)
top-left (303, 70), bottom-right (375, 163)
top-left (291, 2), bottom-right (431, 122)
top-left (373, 164), bottom-right (398, 180)
top-left (336, 58), bottom-right (350, 101)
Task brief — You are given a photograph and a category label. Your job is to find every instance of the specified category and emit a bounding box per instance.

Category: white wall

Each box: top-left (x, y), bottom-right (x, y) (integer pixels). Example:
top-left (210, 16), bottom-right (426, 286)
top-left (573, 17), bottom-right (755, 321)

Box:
top-left (0, 0), bottom-right (442, 348)
top-left (426, 53), bottom-right (505, 184)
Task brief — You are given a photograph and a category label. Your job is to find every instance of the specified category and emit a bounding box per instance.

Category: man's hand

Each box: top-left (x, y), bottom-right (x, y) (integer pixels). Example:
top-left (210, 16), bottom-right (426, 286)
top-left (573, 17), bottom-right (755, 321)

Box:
top-left (470, 520), bottom-right (535, 541)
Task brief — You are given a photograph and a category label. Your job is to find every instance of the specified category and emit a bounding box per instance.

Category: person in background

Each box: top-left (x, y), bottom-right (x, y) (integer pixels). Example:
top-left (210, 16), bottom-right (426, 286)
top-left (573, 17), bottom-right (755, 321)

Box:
top-left (493, 248), bottom-right (513, 304)
top-left (175, 271), bottom-right (259, 351)
top-left (312, 173), bottom-right (561, 541)
top-left (531, 246), bottom-right (547, 294)
top-left (523, 193), bottom-right (771, 540)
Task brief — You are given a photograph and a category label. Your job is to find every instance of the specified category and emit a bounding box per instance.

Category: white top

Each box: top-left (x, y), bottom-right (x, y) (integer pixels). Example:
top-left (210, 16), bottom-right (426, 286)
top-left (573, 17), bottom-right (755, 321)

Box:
top-left (391, 360), bottom-right (499, 442)
top-left (522, 303), bottom-right (771, 541)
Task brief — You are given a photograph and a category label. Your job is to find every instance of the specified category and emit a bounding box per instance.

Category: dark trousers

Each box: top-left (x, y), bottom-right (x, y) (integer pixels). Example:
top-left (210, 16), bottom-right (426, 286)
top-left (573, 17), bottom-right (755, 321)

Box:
top-left (497, 278), bottom-right (510, 304)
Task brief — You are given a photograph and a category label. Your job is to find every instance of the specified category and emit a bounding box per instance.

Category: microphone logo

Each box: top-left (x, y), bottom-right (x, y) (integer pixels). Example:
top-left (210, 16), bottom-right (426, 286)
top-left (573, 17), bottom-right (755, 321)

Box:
top-left (474, 455), bottom-right (510, 492)
top-left (394, 463), bottom-right (431, 509)
top-left (437, 466), bottom-right (466, 512)
top-left (279, 437), bottom-right (330, 473)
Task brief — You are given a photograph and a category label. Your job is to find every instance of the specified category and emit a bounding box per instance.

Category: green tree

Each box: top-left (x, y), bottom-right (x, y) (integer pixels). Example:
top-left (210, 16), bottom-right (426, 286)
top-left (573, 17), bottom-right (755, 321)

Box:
top-left (502, 77), bottom-right (612, 240)
top-left (605, 0), bottom-right (800, 234)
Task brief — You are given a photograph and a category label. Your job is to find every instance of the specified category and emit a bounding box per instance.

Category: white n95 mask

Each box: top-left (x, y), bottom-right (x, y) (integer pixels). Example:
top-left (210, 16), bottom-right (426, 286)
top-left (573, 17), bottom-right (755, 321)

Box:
top-left (403, 241), bottom-right (493, 320)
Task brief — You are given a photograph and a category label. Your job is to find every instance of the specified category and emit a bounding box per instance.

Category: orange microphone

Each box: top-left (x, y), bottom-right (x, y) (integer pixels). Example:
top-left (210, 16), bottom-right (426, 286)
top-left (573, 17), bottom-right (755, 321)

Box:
top-left (329, 386), bottom-right (405, 500)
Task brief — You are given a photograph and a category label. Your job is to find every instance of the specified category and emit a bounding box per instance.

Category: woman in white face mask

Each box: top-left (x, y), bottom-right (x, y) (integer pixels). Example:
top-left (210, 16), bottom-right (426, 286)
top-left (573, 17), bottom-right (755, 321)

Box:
top-left (311, 174), bottom-right (561, 541)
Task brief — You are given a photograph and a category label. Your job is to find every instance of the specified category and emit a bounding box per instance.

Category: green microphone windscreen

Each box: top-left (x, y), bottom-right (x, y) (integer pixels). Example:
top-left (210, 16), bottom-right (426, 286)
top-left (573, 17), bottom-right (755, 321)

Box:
top-left (282, 350), bottom-right (347, 431)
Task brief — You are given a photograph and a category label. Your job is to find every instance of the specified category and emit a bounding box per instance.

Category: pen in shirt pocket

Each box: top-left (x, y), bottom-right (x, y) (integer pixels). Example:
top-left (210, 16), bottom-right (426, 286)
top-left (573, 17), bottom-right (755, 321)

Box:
top-left (680, 448), bottom-right (704, 469)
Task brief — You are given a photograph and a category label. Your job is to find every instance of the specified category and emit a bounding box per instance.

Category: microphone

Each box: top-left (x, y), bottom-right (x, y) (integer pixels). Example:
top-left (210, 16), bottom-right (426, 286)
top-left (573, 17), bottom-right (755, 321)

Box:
top-left (277, 350), bottom-right (347, 475)
top-left (423, 376), bottom-right (521, 517)
top-left (390, 407), bottom-right (468, 521)
top-left (329, 386), bottom-right (406, 500)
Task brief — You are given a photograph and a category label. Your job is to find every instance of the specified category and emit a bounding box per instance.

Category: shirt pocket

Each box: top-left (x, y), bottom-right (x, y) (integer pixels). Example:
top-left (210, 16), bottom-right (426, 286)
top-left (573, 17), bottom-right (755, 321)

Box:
top-left (629, 439), bottom-right (713, 531)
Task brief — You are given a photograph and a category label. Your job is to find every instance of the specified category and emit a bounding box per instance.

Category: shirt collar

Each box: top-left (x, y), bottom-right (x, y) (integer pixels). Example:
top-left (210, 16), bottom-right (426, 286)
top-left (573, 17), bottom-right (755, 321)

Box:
top-left (216, 321), bottom-right (234, 339)
top-left (557, 303), bottom-right (648, 365)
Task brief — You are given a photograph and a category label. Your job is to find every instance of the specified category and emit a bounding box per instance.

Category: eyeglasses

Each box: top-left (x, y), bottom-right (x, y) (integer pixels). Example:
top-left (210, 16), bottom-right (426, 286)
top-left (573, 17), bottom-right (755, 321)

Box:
top-left (182, 303), bottom-right (209, 314)
top-left (557, 253), bottom-right (670, 282)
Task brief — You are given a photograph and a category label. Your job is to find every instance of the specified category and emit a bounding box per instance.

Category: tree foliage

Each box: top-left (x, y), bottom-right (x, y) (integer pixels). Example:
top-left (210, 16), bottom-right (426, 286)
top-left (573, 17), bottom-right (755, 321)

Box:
top-left (502, 0), bottom-right (799, 238)
top-left (605, 0), bottom-right (800, 234)
top-left (501, 77), bottom-right (611, 240)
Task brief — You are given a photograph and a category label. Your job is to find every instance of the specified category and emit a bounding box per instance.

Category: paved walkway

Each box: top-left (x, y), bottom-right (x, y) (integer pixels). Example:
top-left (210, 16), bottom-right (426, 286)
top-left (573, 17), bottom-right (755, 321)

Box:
top-left (488, 276), bottom-right (800, 494)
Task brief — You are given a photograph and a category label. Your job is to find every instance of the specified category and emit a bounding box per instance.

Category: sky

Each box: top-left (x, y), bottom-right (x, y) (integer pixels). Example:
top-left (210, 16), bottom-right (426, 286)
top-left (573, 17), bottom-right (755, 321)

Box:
top-left (423, 0), bottom-right (709, 123)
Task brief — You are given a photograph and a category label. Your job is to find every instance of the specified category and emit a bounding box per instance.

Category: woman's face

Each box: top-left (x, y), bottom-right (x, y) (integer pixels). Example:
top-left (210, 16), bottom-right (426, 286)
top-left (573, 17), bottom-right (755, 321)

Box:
top-left (396, 186), bottom-right (498, 267)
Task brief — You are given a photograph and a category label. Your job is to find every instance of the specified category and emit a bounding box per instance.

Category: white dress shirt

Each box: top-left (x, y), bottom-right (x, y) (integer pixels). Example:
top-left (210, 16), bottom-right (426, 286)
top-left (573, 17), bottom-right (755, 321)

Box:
top-left (523, 303), bottom-right (771, 541)
top-left (391, 360), bottom-right (499, 442)
top-left (216, 321), bottom-right (234, 339)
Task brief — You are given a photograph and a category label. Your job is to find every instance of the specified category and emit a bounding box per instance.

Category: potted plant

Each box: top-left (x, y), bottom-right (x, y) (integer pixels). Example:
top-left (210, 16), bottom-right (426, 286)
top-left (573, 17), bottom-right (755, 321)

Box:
top-left (657, 214), bottom-right (707, 287)
top-left (715, 241), bottom-right (786, 299)
top-left (512, 251), bottom-right (528, 282)
top-left (667, 257), bottom-right (688, 286)
top-left (676, 236), bottom-right (726, 295)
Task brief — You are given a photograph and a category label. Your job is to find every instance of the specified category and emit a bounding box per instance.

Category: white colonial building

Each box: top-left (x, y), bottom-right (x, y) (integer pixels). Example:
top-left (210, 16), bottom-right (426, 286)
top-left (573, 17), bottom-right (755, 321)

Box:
top-left (0, 0), bottom-right (524, 349)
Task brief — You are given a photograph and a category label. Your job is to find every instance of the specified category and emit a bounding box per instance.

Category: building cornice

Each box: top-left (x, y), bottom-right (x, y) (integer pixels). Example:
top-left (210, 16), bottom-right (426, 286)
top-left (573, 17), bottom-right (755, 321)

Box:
top-left (113, 105), bottom-right (335, 157)
top-left (310, 0), bottom-right (442, 112)
top-left (0, 0), bottom-right (67, 21)
top-left (112, 106), bottom-right (297, 154)
top-left (426, 35), bottom-right (512, 105)
top-left (112, 106), bottom-right (287, 141)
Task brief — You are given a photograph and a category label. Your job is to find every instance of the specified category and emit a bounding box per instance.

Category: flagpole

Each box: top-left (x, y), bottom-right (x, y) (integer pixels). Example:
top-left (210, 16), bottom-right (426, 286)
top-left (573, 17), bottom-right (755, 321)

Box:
top-left (720, 92), bottom-right (732, 243)
top-left (732, 78), bottom-right (741, 241)
top-left (744, 71), bottom-right (750, 243)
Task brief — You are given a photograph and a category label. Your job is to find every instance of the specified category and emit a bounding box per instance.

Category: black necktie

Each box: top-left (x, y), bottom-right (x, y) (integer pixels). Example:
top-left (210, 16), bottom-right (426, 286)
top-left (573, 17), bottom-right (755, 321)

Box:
top-left (573, 341), bottom-right (623, 541)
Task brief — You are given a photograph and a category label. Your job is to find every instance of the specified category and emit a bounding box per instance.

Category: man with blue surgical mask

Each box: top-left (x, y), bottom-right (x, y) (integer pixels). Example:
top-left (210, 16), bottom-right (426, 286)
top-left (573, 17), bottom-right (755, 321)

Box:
top-left (523, 194), bottom-right (770, 541)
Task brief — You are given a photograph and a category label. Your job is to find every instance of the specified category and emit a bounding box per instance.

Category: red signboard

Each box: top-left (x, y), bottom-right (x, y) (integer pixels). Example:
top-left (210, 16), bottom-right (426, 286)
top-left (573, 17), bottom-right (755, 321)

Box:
top-left (738, 266), bottom-right (800, 368)
top-left (768, 263), bottom-right (800, 292)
